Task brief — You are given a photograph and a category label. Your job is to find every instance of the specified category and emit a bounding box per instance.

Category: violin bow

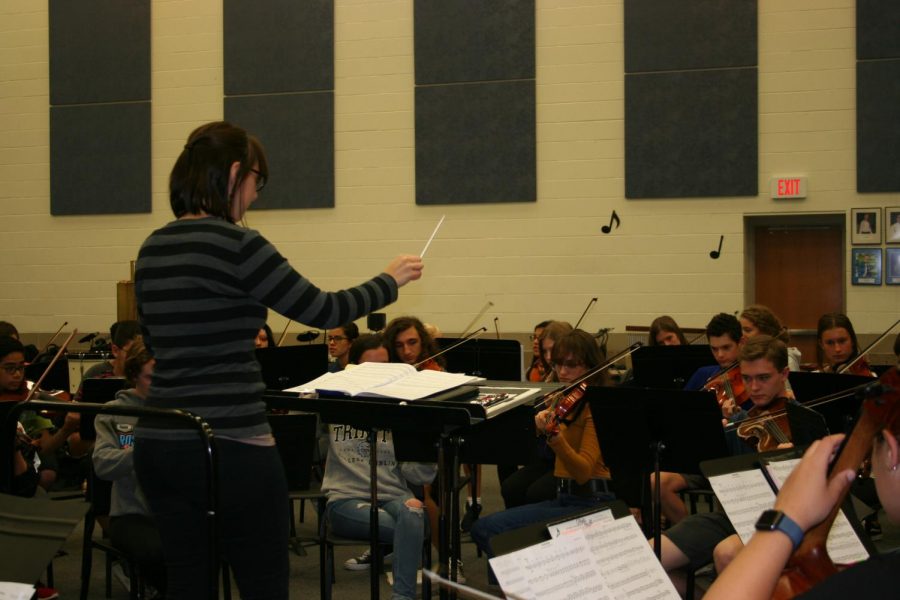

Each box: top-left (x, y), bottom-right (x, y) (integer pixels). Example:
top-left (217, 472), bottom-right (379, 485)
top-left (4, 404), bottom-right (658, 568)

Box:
top-left (573, 297), bottom-right (598, 330)
top-left (837, 317), bottom-right (899, 374)
top-left (460, 301), bottom-right (493, 338)
top-left (35, 321), bottom-right (68, 357)
top-left (413, 327), bottom-right (487, 369)
top-left (276, 319), bottom-right (292, 347)
top-left (23, 329), bottom-right (77, 402)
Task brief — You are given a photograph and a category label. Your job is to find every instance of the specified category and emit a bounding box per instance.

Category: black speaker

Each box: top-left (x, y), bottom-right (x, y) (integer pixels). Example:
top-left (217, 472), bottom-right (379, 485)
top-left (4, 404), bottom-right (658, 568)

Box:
top-left (367, 313), bottom-right (386, 332)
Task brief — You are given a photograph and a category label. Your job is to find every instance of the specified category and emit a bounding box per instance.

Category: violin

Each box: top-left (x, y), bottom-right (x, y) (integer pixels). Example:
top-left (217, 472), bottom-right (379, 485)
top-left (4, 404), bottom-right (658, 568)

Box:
top-left (772, 367), bottom-right (900, 598)
top-left (544, 382), bottom-right (587, 438)
top-left (735, 397), bottom-right (792, 452)
top-left (526, 359), bottom-right (547, 383)
top-left (703, 362), bottom-right (750, 418)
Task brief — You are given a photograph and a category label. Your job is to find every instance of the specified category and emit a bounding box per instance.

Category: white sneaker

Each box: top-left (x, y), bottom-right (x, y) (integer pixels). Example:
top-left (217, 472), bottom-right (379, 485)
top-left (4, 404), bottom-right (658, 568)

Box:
top-left (111, 561), bottom-right (131, 592)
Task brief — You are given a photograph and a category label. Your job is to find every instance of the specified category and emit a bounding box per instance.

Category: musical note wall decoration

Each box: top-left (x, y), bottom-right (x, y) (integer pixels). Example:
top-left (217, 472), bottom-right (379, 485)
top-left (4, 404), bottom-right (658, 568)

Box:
top-left (709, 235), bottom-right (724, 259)
top-left (601, 210), bottom-right (620, 234)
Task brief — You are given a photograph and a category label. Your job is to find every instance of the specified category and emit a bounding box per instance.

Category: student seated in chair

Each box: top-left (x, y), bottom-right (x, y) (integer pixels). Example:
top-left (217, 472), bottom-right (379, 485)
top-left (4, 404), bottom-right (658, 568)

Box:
top-left (322, 334), bottom-right (436, 600)
top-left (93, 341), bottom-right (166, 595)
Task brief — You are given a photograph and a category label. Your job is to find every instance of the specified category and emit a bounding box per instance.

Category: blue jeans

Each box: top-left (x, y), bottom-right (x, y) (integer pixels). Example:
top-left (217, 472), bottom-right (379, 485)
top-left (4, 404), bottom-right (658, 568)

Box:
top-left (327, 497), bottom-right (425, 600)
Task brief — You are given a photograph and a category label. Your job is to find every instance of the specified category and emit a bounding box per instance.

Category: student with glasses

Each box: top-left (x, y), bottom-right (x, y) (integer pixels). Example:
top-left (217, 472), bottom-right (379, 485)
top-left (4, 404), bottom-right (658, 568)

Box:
top-left (471, 330), bottom-right (614, 578)
top-left (327, 322), bottom-right (359, 372)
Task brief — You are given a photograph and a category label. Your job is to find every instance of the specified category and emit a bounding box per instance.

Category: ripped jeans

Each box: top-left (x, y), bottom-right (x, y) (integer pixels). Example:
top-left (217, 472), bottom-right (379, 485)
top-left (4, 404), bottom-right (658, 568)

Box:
top-left (326, 497), bottom-right (425, 600)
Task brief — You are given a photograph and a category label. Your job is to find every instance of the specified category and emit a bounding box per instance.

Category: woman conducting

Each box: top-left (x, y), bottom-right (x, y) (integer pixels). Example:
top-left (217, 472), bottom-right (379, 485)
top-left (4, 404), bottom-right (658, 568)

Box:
top-left (133, 121), bottom-right (423, 599)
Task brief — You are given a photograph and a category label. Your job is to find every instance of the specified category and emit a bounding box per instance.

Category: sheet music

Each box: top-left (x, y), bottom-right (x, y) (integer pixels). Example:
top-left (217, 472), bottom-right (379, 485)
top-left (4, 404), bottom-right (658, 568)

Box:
top-left (583, 517), bottom-right (681, 600)
top-left (763, 457), bottom-right (869, 564)
top-left (708, 469), bottom-right (777, 543)
top-left (286, 362), bottom-right (481, 400)
top-left (490, 531), bottom-right (614, 600)
top-left (547, 507), bottom-right (614, 538)
top-left (0, 583), bottom-right (34, 600)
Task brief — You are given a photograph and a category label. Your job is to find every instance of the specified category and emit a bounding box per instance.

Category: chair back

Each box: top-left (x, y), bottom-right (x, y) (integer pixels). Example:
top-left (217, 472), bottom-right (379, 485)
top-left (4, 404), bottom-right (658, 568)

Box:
top-left (268, 411), bottom-right (318, 491)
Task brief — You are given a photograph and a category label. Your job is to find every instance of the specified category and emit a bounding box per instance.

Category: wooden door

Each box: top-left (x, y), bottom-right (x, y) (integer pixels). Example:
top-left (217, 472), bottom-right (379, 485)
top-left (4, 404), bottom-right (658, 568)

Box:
top-left (753, 223), bottom-right (844, 365)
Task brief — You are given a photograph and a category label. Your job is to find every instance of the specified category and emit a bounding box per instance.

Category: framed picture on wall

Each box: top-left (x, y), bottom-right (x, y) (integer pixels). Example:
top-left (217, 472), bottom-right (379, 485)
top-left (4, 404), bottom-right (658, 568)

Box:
top-left (851, 248), bottom-right (882, 285)
top-left (886, 207), bottom-right (900, 244)
top-left (886, 248), bottom-right (900, 285)
top-left (851, 208), bottom-right (881, 245)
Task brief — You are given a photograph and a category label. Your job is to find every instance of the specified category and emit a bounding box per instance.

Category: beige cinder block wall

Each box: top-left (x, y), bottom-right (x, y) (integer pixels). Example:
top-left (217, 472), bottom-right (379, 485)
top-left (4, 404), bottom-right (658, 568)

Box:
top-left (0, 0), bottom-right (896, 352)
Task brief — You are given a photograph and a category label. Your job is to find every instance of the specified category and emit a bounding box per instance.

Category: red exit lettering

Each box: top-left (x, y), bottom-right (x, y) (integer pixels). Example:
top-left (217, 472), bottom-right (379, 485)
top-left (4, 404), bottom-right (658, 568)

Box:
top-left (777, 179), bottom-right (799, 196)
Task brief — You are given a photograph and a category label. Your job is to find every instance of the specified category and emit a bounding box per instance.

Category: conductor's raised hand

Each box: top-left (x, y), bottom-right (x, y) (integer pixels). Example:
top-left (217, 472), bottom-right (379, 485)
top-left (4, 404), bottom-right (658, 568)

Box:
top-left (385, 255), bottom-right (424, 287)
top-left (774, 434), bottom-right (855, 532)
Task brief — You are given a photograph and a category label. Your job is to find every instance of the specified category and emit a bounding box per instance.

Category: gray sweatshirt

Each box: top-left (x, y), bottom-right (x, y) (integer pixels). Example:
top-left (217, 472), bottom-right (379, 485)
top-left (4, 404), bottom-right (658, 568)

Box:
top-left (92, 389), bottom-right (150, 517)
top-left (321, 424), bottom-right (436, 504)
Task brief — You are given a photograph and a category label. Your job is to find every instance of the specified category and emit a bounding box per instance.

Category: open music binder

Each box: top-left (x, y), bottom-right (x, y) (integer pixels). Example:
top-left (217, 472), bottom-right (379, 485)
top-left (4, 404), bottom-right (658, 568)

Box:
top-left (487, 503), bottom-right (680, 600)
top-left (701, 450), bottom-right (873, 564)
top-left (286, 362), bottom-right (483, 400)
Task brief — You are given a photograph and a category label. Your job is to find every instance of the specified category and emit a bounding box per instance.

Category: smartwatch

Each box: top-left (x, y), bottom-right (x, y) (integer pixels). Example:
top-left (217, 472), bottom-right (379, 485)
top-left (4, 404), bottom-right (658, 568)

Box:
top-left (755, 509), bottom-right (804, 550)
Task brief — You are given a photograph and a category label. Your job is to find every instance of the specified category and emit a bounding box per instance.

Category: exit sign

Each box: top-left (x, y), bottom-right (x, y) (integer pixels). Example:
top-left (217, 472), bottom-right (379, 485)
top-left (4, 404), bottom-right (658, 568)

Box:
top-left (771, 177), bottom-right (807, 199)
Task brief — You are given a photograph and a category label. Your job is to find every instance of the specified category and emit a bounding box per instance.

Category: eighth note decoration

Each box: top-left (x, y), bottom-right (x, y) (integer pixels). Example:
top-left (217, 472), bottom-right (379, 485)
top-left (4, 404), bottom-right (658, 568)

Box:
top-left (709, 235), bottom-right (724, 259)
top-left (601, 210), bottom-right (620, 234)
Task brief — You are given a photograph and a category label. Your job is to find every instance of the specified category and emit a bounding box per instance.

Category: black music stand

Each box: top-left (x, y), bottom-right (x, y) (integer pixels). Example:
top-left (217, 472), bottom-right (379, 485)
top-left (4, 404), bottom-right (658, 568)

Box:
top-left (78, 377), bottom-right (127, 441)
top-left (256, 344), bottom-right (328, 390)
top-left (489, 500), bottom-right (631, 557)
top-left (629, 345), bottom-right (717, 390)
top-left (25, 356), bottom-right (69, 393)
top-left (0, 492), bottom-right (88, 586)
top-left (265, 393), bottom-right (471, 600)
top-left (587, 386), bottom-right (728, 553)
top-left (437, 338), bottom-right (524, 381)
top-left (788, 372), bottom-right (872, 434)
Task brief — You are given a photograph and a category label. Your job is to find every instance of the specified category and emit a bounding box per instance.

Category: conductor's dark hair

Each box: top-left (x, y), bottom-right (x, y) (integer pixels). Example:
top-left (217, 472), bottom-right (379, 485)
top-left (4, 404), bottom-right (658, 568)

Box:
top-left (706, 313), bottom-right (742, 344)
top-left (169, 121), bottom-right (268, 222)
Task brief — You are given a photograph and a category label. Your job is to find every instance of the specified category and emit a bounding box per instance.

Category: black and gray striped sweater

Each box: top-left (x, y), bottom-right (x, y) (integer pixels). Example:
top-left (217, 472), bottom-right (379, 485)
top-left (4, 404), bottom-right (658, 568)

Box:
top-left (134, 217), bottom-right (397, 440)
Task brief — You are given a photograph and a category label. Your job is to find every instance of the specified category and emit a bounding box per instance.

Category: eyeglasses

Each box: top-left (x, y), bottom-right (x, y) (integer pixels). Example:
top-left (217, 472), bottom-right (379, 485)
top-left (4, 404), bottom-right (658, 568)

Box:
top-left (250, 168), bottom-right (266, 192)
top-left (328, 336), bottom-right (348, 343)
top-left (551, 359), bottom-right (584, 371)
top-left (1, 362), bottom-right (26, 375)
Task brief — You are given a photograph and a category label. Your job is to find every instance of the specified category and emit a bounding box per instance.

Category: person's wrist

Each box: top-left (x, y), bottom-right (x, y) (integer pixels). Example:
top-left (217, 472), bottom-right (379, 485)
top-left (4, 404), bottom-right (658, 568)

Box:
top-left (755, 509), bottom-right (804, 550)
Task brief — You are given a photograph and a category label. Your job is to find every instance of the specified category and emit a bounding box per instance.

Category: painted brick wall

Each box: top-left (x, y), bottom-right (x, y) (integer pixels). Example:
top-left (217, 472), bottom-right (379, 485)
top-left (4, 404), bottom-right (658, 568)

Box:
top-left (0, 0), bottom-right (896, 350)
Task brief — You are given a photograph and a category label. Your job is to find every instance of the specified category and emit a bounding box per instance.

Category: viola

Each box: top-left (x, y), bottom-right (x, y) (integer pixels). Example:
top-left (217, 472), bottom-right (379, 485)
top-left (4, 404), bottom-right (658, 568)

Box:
top-left (703, 363), bottom-right (750, 418)
top-left (735, 396), bottom-right (792, 452)
top-left (772, 368), bottom-right (900, 598)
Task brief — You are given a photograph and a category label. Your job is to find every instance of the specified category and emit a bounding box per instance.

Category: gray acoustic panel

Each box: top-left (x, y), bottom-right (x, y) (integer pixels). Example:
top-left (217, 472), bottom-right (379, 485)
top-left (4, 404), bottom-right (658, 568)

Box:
top-left (416, 80), bottom-right (535, 205)
top-left (224, 0), bottom-right (334, 94)
top-left (858, 1), bottom-right (900, 59)
top-left (625, 0), bottom-right (757, 73)
top-left (225, 92), bottom-right (334, 209)
top-left (625, 68), bottom-right (757, 199)
top-left (414, 0), bottom-right (535, 84)
top-left (50, 103), bottom-right (151, 215)
top-left (857, 60), bottom-right (900, 193)
top-left (49, 0), bottom-right (150, 105)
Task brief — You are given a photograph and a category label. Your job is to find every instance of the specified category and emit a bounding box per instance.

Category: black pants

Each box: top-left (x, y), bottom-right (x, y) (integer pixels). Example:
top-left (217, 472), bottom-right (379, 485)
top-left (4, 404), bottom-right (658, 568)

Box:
top-left (134, 437), bottom-right (289, 600)
top-left (109, 514), bottom-right (166, 593)
top-left (499, 458), bottom-right (556, 509)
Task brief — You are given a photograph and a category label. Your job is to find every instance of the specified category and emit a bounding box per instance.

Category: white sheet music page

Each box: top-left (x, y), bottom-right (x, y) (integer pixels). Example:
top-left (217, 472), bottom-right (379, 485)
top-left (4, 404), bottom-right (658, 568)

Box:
top-left (287, 362), bottom-right (416, 394)
top-left (547, 507), bottom-right (614, 539)
top-left (490, 530), bottom-right (614, 600)
top-left (583, 516), bottom-right (681, 600)
top-left (0, 583), bottom-right (34, 600)
top-left (764, 457), bottom-right (869, 564)
top-left (708, 469), bottom-right (777, 544)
